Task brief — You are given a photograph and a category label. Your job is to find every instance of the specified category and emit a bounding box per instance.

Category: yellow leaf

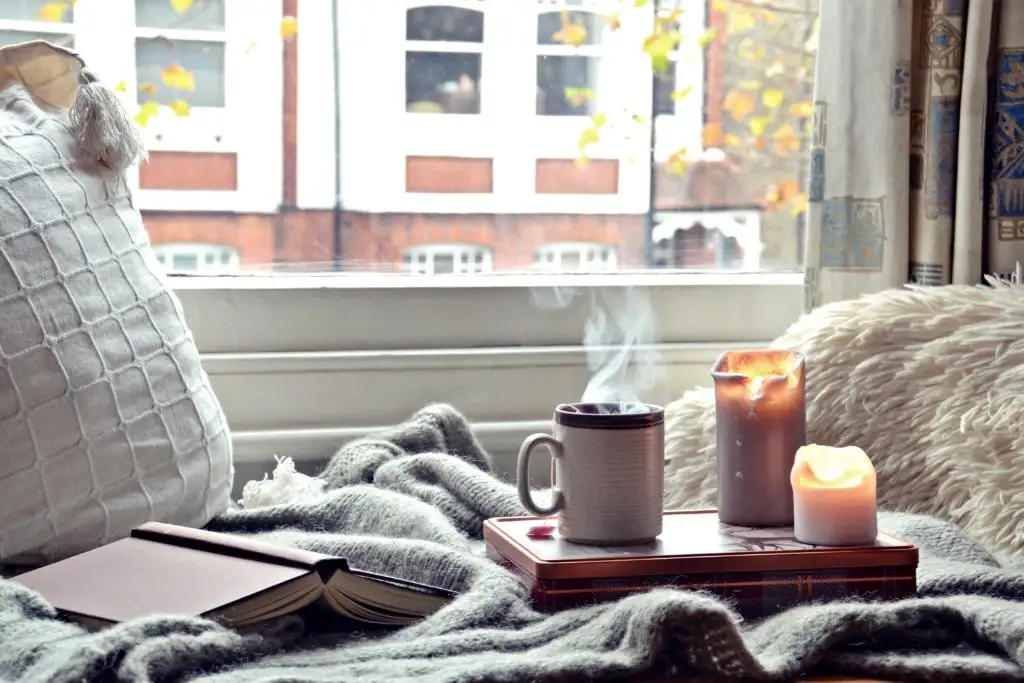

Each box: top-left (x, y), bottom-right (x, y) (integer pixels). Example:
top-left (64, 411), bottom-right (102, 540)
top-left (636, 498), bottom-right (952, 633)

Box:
top-left (575, 155), bottom-right (589, 167)
top-left (170, 0), bottom-right (194, 13)
top-left (603, 12), bottom-right (621, 31)
top-left (553, 12), bottom-right (588, 48)
top-left (711, 0), bottom-right (729, 11)
top-left (777, 179), bottom-right (801, 202)
top-left (724, 134), bottom-right (743, 148)
top-left (280, 15), bottom-right (298, 40)
top-left (726, 10), bottom-right (756, 35)
top-left (134, 101), bottom-right (160, 128)
top-left (702, 122), bottom-right (723, 148)
top-left (578, 125), bottom-right (601, 151)
top-left (37, 2), bottom-right (65, 22)
top-left (169, 99), bottom-right (190, 117)
top-left (748, 116), bottom-right (771, 137)
top-left (665, 149), bottom-right (689, 175)
top-left (670, 86), bottom-right (692, 101)
top-left (138, 81), bottom-right (158, 96)
top-left (643, 30), bottom-right (679, 73)
top-left (114, 80), bottom-right (128, 93)
top-left (762, 88), bottom-right (785, 109)
top-left (738, 80), bottom-right (762, 91)
top-left (723, 90), bottom-right (755, 122)
top-left (634, 0), bottom-right (650, 6)
top-left (788, 100), bottom-right (813, 118)
top-left (696, 27), bottom-right (718, 48)
top-left (591, 112), bottom-right (607, 128)
top-left (772, 123), bottom-right (801, 153)
top-left (161, 63), bottom-right (196, 91)
top-left (790, 192), bottom-right (809, 216)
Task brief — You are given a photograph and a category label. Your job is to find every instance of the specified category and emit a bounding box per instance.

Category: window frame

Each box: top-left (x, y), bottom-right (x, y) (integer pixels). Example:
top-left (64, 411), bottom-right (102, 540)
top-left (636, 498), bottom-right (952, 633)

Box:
top-left (152, 241), bottom-right (241, 274)
top-left (173, 274), bottom-right (804, 471)
top-left (534, 240), bottom-right (618, 271)
top-left (404, 243), bottom-right (494, 274)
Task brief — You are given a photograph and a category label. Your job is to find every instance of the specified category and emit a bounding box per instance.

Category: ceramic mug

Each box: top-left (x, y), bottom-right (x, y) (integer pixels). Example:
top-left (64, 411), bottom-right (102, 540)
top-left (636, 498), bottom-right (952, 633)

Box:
top-left (517, 402), bottom-right (665, 545)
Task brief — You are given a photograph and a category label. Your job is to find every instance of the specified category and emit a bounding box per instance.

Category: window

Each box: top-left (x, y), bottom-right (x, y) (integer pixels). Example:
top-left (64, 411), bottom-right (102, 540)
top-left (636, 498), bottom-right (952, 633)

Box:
top-left (405, 4), bottom-right (484, 114)
top-left (0, 1), bottom-right (74, 47)
top-left (29, 0), bottom-right (815, 469)
top-left (134, 0), bottom-right (226, 108)
top-left (152, 243), bottom-right (240, 274)
top-left (536, 9), bottom-right (606, 116)
top-left (534, 242), bottom-right (617, 272)
top-left (403, 244), bottom-right (493, 274)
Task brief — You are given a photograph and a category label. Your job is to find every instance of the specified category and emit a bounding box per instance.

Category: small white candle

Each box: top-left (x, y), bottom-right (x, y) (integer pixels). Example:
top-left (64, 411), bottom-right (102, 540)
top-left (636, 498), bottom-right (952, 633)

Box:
top-left (791, 444), bottom-right (877, 546)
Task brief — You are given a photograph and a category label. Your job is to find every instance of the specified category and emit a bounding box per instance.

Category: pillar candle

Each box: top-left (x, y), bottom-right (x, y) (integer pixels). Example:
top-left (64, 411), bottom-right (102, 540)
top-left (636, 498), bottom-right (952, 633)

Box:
top-left (791, 444), bottom-right (878, 546)
top-left (711, 350), bottom-right (806, 527)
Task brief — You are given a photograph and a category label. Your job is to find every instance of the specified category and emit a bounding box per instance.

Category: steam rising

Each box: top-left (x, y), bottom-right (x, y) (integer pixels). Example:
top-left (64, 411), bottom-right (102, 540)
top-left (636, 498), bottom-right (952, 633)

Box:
top-left (531, 286), bottom-right (663, 414)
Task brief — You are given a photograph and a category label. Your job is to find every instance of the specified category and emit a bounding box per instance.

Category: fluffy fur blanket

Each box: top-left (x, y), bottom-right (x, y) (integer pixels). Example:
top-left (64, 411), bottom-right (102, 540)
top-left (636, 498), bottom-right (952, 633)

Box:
top-left (3, 405), bottom-right (1024, 682)
top-left (665, 280), bottom-right (1024, 559)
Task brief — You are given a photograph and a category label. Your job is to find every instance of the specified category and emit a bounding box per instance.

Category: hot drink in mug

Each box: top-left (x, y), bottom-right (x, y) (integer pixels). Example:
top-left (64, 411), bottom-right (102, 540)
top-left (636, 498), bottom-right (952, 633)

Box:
top-left (516, 402), bottom-right (665, 545)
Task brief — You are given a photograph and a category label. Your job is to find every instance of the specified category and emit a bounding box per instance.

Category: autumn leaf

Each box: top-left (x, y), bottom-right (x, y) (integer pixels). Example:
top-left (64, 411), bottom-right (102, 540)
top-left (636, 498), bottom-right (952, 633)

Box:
top-left (671, 86), bottom-right (692, 101)
top-left (788, 100), bottom-right (813, 118)
top-left (790, 192), bottom-right (809, 216)
top-left (748, 115), bottom-right (771, 137)
top-left (723, 90), bottom-right (755, 122)
top-left (702, 122), bottom-right (723, 148)
top-left (575, 155), bottom-right (589, 167)
top-left (138, 82), bottom-right (158, 96)
top-left (603, 12), bottom-right (621, 31)
top-left (170, 0), bottom-right (194, 13)
top-left (169, 99), bottom-right (191, 117)
top-left (696, 28), bottom-right (718, 48)
top-left (161, 63), bottom-right (196, 91)
top-left (666, 149), bottom-right (688, 175)
top-left (280, 15), bottom-right (298, 40)
top-left (772, 123), bottom-right (801, 154)
top-left (564, 87), bottom-right (594, 107)
top-left (724, 134), bottom-right (743, 148)
top-left (777, 179), bottom-right (801, 202)
top-left (761, 88), bottom-right (785, 109)
top-left (37, 2), bottom-right (66, 21)
top-left (711, 0), bottom-right (729, 12)
top-left (134, 101), bottom-right (160, 127)
top-left (726, 9), bottom-right (757, 35)
top-left (577, 112), bottom-right (606, 152)
top-left (114, 80), bottom-right (128, 93)
top-left (738, 80), bottom-right (762, 91)
top-left (634, 0), bottom-right (651, 6)
top-left (553, 12), bottom-right (587, 48)
top-left (643, 30), bottom-right (678, 73)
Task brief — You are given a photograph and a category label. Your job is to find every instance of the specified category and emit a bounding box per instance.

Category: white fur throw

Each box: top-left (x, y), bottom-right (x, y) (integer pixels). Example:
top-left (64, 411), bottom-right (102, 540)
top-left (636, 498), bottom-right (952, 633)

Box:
top-left (665, 280), bottom-right (1024, 559)
top-left (0, 43), bottom-right (233, 562)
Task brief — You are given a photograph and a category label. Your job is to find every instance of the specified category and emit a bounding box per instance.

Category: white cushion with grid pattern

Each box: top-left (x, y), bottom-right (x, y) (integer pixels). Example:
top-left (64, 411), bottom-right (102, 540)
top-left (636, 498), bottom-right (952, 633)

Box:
top-left (0, 56), bottom-right (233, 562)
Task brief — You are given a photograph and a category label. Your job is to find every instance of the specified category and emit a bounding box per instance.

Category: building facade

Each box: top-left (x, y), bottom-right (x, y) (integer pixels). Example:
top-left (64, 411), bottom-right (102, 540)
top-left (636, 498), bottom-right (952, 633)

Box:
top-left (0, 0), bottom-right (766, 273)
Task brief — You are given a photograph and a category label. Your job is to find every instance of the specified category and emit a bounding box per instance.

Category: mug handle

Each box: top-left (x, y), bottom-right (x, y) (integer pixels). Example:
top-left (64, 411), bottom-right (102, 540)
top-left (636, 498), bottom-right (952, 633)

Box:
top-left (517, 433), bottom-right (565, 517)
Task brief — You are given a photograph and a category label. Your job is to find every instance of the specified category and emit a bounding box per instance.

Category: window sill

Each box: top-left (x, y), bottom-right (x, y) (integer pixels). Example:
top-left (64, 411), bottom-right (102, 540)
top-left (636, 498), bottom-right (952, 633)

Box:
top-left (173, 272), bottom-right (804, 467)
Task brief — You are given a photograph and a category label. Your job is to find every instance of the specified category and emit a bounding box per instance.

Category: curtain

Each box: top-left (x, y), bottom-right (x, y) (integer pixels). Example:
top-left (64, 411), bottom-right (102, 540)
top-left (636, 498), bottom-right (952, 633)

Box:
top-left (803, 0), bottom-right (1024, 310)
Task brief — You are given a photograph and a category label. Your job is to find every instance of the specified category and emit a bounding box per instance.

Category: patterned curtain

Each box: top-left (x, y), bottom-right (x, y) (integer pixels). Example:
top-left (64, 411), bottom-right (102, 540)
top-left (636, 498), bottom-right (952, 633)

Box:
top-left (803, 0), bottom-right (1024, 310)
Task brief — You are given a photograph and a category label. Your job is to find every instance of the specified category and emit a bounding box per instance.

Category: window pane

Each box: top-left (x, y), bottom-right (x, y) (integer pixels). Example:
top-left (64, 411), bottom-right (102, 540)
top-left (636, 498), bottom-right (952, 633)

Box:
top-left (0, 0), bottom-right (72, 22)
top-left (537, 55), bottom-right (596, 116)
top-left (406, 51), bottom-right (481, 114)
top-left (0, 31), bottom-right (73, 48)
top-left (537, 11), bottom-right (603, 46)
top-left (406, 6), bottom-right (484, 43)
top-left (129, 0), bottom-right (817, 275)
top-left (135, 39), bottom-right (225, 107)
top-left (653, 63), bottom-right (677, 116)
top-left (171, 254), bottom-right (199, 271)
top-left (135, 0), bottom-right (225, 31)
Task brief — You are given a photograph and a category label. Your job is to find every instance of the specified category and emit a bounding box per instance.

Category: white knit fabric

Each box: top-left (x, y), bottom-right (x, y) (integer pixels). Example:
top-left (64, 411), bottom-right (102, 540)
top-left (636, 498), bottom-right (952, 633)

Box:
top-left (0, 50), bottom-right (232, 562)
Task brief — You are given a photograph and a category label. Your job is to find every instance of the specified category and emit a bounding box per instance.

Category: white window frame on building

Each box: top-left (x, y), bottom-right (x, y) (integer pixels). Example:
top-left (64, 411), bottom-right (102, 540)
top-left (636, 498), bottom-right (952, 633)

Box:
top-left (651, 0), bottom-right (705, 163)
top-left (48, 0), bottom-right (287, 214)
top-left (534, 241), bottom-right (618, 272)
top-left (0, 1), bottom-right (77, 49)
top-left (403, 244), bottom-right (494, 274)
top-left (152, 242), bottom-right (241, 274)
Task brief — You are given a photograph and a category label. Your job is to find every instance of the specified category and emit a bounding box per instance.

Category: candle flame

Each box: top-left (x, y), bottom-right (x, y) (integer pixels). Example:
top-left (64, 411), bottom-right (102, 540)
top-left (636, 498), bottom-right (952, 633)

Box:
top-left (793, 445), bottom-right (874, 490)
top-left (720, 351), bottom-right (801, 399)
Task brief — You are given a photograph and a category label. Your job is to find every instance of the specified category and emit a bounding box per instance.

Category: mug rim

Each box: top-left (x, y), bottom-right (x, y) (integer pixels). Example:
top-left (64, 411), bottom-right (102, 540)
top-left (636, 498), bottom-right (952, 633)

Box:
top-left (554, 402), bottom-right (665, 429)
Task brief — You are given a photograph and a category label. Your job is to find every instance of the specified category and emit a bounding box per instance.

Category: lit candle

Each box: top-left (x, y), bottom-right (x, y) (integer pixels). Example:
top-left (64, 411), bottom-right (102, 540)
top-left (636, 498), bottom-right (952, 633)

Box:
top-left (791, 444), bottom-right (878, 546)
top-left (711, 350), bottom-right (806, 527)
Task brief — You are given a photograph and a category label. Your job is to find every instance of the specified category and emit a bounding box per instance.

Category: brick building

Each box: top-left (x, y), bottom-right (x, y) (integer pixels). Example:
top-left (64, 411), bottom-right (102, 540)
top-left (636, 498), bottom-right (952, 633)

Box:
top-left (0, 0), bottom-right (768, 274)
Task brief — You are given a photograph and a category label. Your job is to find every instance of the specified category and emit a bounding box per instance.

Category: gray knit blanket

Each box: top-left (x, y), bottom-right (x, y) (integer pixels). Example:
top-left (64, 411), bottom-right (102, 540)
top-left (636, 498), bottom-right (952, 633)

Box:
top-left (3, 405), bottom-right (1024, 682)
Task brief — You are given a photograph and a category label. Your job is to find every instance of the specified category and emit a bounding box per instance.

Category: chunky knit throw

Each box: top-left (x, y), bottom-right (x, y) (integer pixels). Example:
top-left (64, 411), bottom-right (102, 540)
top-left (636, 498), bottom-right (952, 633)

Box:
top-left (3, 404), bottom-right (1024, 682)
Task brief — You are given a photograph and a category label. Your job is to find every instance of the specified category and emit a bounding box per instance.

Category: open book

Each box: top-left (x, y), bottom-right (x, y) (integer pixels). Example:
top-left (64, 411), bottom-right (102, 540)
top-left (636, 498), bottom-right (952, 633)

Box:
top-left (13, 522), bottom-right (455, 630)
